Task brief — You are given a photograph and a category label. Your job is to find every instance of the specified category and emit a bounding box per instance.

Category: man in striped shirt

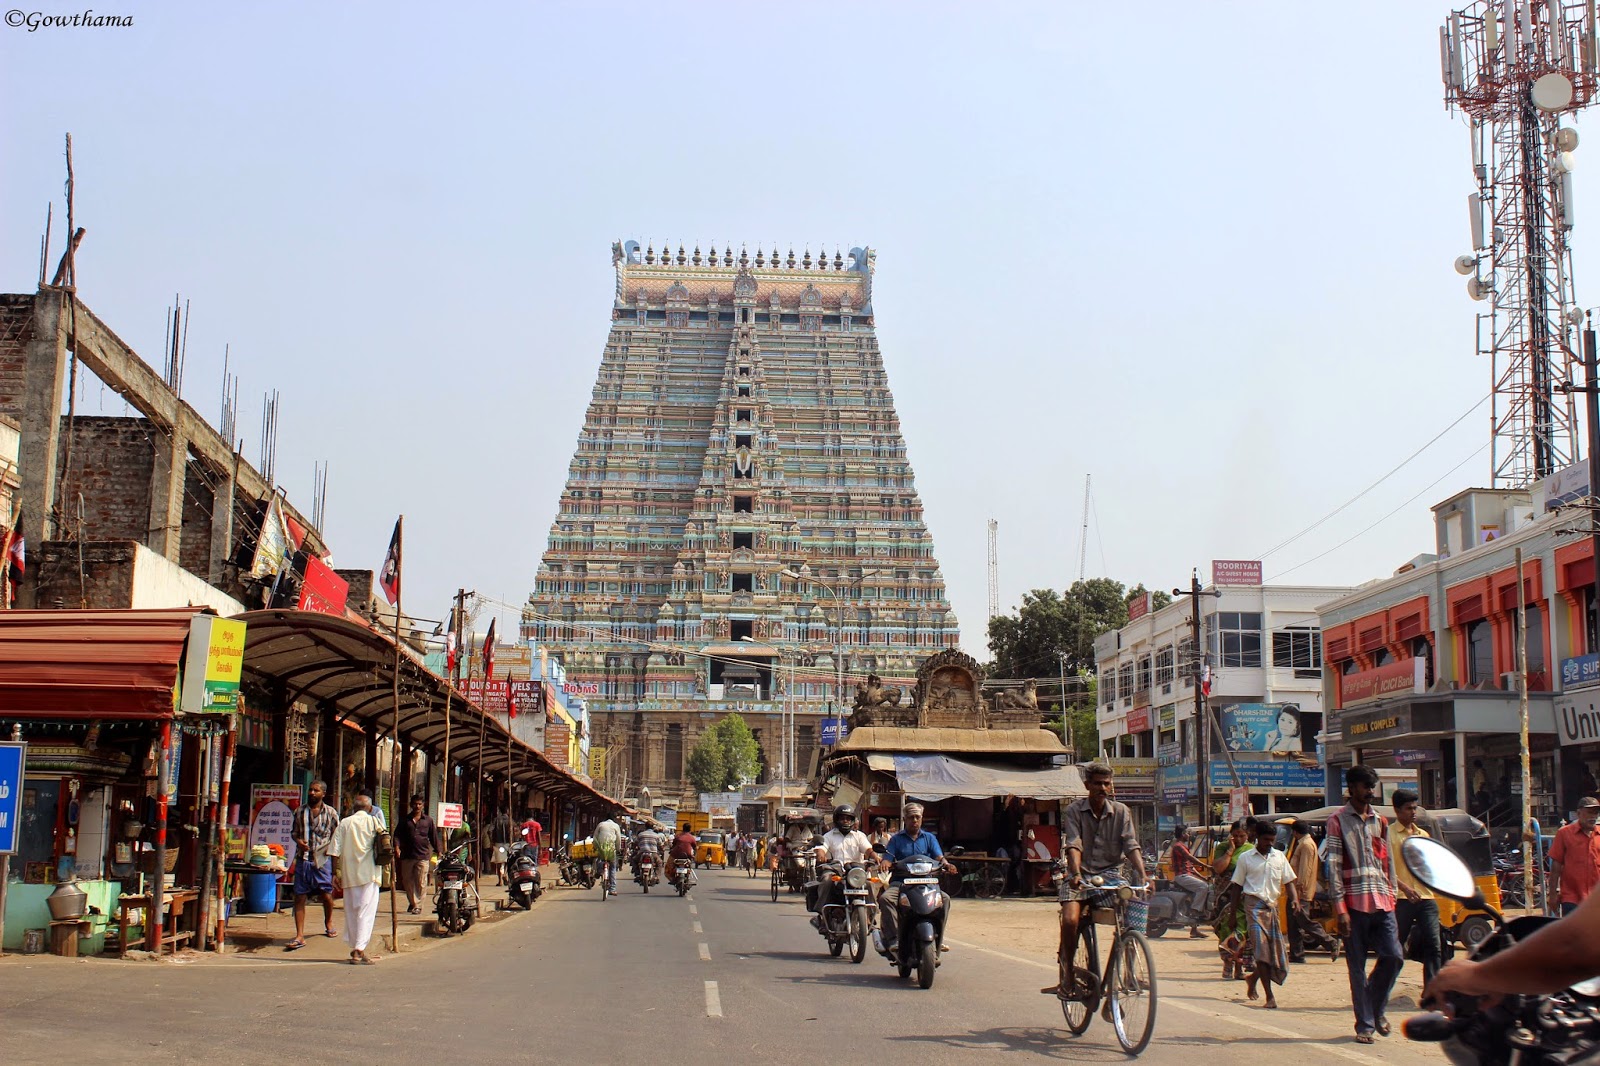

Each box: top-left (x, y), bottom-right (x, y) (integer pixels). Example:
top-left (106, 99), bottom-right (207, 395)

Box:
top-left (1326, 765), bottom-right (1402, 1045)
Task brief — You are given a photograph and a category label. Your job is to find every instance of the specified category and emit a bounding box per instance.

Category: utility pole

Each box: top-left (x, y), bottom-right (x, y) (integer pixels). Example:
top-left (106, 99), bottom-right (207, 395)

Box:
top-left (1057, 651), bottom-right (1074, 759)
top-left (1173, 570), bottom-right (1220, 826)
top-left (1557, 318), bottom-right (1600, 654)
top-left (447, 588), bottom-right (471, 803)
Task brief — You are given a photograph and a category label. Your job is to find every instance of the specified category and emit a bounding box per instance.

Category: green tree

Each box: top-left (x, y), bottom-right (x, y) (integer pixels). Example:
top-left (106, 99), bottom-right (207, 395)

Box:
top-left (1127, 583), bottom-right (1173, 612)
top-left (686, 713), bottom-right (763, 793)
top-left (986, 577), bottom-right (1133, 678)
top-left (686, 738), bottom-right (727, 795)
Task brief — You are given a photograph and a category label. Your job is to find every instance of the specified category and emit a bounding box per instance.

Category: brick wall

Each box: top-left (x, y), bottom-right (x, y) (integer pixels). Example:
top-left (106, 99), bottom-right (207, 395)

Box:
top-left (180, 461), bottom-right (214, 579)
top-left (60, 416), bottom-right (154, 543)
top-left (0, 293), bottom-right (36, 421)
top-left (34, 540), bottom-right (136, 609)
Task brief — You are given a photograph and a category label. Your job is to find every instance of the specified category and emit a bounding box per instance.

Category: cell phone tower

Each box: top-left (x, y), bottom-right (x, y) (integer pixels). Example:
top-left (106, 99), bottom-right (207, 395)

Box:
top-left (1442, 1), bottom-right (1596, 485)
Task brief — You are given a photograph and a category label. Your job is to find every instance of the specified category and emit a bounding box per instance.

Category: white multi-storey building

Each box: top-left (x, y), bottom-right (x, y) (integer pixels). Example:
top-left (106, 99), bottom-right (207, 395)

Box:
top-left (1093, 579), bottom-right (1353, 834)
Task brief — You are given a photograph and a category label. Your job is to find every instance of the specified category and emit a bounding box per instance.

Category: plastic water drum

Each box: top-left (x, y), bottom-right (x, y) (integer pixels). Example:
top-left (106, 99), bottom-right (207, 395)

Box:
top-left (243, 871), bottom-right (280, 914)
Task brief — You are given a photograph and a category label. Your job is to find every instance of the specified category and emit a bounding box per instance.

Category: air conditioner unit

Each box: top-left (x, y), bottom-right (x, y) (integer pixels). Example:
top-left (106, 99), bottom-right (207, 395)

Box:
top-left (1501, 672), bottom-right (1522, 690)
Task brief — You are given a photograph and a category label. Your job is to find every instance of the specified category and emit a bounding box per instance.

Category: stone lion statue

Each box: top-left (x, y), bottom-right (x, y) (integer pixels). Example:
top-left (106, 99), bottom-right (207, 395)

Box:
top-left (992, 679), bottom-right (1038, 711)
top-left (851, 673), bottom-right (904, 725)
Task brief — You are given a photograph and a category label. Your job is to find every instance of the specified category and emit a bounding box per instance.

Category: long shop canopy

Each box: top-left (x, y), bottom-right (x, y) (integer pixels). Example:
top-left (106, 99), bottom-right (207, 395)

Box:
top-left (866, 753), bottom-right (1090, 802)
top-left (0, 607), bottom-right (208, 719)
top-left (238, 609), bottom-right (623, 813)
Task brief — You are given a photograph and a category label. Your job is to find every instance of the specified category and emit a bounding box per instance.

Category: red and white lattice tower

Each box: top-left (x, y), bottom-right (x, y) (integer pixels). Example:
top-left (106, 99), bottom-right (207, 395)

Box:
top-left (1443, 1), bottom-right (1596, 484)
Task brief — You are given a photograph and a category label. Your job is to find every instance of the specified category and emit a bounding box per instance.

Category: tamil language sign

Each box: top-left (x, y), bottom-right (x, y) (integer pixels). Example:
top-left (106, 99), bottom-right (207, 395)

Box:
top-left (180, 615), bottom-right (247, 713)
top-left (1211, 560), bottom-right (1263, 586)
top-left (1128, 591), bottom-right (1151, 622)
top-left (0, 742), bottom-right (23, 854)
top-left (436, 802), bottom-right (464, 830)
top-left (1159, 758), bottom-right (1324, 797)
top-left (249, 784), bottom-right (303, 868)
top-left (1339, 657), bottom-right (1425, 708)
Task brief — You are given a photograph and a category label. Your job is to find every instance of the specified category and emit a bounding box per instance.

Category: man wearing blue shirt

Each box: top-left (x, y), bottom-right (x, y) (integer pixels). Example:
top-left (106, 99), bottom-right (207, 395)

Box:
top-left (877, 803), bottom-right (957, 955)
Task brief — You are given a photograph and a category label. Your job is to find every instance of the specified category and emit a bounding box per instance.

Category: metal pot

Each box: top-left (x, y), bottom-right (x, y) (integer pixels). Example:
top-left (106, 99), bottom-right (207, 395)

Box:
top-left (46, 879), bottom-right (89, 921)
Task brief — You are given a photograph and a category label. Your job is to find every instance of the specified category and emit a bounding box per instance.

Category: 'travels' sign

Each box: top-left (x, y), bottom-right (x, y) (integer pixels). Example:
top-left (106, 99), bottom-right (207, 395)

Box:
top-left (1339, 657), bottom-right (1425, 709)
top-left (1557, 693), bottom-right (1600, 747)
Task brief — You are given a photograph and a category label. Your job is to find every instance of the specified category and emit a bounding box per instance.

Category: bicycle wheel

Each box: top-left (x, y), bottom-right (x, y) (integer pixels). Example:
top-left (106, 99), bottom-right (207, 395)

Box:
top-left (1107, 931), bottom-right (1157, 1056)
top-left (771, 868), bottom-right (780, 902)
top-left (1059, 922), bottom-right (1096, 1035)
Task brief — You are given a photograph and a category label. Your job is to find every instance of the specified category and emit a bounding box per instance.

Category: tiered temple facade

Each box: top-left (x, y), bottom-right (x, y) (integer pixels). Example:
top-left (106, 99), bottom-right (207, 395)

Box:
top-left (522, 241), bottom-right (958, 807)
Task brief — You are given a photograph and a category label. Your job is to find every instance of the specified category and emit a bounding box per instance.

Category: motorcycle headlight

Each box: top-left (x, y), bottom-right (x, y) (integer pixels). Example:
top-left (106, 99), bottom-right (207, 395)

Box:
top-left (907, 861), bottom-right (936, 876)
top-left (846, 867), bottom-right (869, 889)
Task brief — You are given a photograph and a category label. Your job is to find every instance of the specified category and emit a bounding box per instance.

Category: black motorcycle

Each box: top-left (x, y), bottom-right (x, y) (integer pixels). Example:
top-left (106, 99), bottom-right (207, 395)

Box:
top-left (878, 856), bottom-right (951, 989)
top-left (1144, 877), bottom-right (1209, 938)
top-left (1402, 835), bottom-right (1600, 1066)
top-left (433, 841), bottom-right (479, 936)
top-left (812, 860), bottom-right (875, 963)
top-left (671, 856), bottom-right (695, 897)
top-left (506, 840), bottom-right (542, 909)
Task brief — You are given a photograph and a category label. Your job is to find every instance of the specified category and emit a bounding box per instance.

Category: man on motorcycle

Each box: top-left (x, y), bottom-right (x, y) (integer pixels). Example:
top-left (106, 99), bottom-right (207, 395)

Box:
top-left (877, 803), bottom-right (956, 956)
top-left (593, 816), bottom-right (621, 892)
top-left (670, 823), bottom-right (698, 887)
top-left (1168, 825), bottom-right (1213, 938)
top-left (1042, 761), bottom-right (1147, 998)
top-left (1426, 865), bottom-right (1600, 999)
top-left (809, 805), bottom-right (877, 930)
top-left (632, 825), bottom-right (662, 880)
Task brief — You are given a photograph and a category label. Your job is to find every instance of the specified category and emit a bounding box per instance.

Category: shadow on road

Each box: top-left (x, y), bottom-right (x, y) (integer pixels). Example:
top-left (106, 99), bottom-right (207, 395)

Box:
top-left (884, 1026), bottom-right (1131, 1059)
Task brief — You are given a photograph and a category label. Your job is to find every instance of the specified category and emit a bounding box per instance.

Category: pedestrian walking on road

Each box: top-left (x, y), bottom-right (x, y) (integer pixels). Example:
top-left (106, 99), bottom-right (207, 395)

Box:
top-left (1327, 765), bottom-right (1401, 1045)
top-left (1286, 819), bottom-right (1322, 964)
top-left (286, 779), bottom-right (340, 951)
top-left (1213, 820), bottom-right (1252, 979)
top-left (396, 794), bottom-right (441, 915)
top-left (1227, 820), bottom-right (1298, 1009)
top-left (1388, 789), bottom-right (1442, 984)
top-left (1549, 797), bottom-right (1600, 915)
top-left (331, 790), bottom-right (385, 965)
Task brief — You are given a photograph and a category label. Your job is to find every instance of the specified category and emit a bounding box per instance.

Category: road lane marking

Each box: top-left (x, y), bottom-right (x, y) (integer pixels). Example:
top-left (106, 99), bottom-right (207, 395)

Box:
top-left (698, 942), bottom-right (711, 961)
top-left (942, 938), bottom-right (1386, 1066)
top-left (705, 980), bottom-right (723, 1017)
top-left (689, 905), bottom-right (698, 915)
top-left (693, 921), bottom-right (703, 934)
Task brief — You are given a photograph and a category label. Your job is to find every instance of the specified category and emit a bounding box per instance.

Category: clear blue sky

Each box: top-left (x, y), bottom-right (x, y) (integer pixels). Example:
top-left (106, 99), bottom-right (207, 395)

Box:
top-left (1, 2), bottom-right (1579, 652)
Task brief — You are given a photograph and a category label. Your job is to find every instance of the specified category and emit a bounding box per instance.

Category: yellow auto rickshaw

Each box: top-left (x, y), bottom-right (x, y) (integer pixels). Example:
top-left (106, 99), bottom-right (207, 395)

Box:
top-left (695, 830), bottom-right (729, 869)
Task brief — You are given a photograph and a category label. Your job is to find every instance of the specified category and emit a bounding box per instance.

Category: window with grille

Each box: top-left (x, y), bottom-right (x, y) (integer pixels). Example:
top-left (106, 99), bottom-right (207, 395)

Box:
top-left (1208, 612), bottom-right (1262, 668)
top-left (1272, 627), bottom-right (1323, 675)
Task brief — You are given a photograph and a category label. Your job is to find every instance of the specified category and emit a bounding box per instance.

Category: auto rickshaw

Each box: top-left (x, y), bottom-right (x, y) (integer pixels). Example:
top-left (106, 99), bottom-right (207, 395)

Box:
top-left (695, 830), bottom-right (729, 869)
top-left (1295, 805), bottom-right (1500, 950)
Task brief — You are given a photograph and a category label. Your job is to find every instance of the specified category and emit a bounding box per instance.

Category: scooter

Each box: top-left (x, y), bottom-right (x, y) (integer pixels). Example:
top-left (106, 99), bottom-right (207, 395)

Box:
top-left (877, 856), bottom-right (951, 989)
top-left (433, 841), bottom-right (480, 936)
top-left (812, 861), bottom-right (876, 963)
top-left (1401, 834), bottom-right (1600, 1066)
top-left (1144, 878), bottom-right (1210, 938)
top-left (506, 840), bottom-right (542, 909)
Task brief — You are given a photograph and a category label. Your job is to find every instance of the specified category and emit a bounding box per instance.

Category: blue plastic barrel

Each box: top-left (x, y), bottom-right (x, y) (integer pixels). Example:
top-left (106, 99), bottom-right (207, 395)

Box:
top-left (243, 872), bottom-right (279, 914)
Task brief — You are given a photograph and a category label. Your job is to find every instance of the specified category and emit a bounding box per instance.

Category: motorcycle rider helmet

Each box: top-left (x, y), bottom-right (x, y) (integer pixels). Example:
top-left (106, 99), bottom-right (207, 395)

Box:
top-left (832, 804), bottom-right (858, 831)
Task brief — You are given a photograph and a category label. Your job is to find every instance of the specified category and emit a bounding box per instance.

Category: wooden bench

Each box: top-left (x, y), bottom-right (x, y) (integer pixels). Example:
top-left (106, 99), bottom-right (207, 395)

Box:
top-left (115, 889), bottom-right (199, 957)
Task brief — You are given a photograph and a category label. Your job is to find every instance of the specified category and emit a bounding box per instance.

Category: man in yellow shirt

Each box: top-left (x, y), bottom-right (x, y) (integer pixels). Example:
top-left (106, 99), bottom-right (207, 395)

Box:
top-left (1387, 789), bottom-right (1441, 983)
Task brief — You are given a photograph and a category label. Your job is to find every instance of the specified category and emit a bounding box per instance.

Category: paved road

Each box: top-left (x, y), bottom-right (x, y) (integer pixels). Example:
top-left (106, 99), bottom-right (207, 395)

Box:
top-left (0, 869), bottom-right (1443, 1064)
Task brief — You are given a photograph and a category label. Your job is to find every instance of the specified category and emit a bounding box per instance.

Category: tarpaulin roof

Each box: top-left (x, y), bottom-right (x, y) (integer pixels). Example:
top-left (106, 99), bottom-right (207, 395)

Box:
top-left (866, 753), bottom-right (1089, 801)
top-left (837, 726), bottom-right (1067, 755)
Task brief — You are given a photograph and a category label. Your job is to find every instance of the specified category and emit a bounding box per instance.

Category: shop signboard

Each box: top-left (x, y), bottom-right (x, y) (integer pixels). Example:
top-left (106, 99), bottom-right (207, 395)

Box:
top-left (820, 717), bottom-right (850, 745)
top-left (1128, 591), bottom-right (1151, 622)
top-left (1227, 786), bottom-right (1251, 822)
top-left (700, 792), bottom-right (738, 817)
top-left (249, 784), bottom-right (303, 868)
top-left (546, 721), bottom-right (573, 771)
top-left (1562, 654), bottom-right (1600, 690)
top-left (1212, 559), bottom-right (1263, 586)
top-left (1157, 741), bottom-right (1184, 767)
top-left (1343, 706), bottom-right (1413, 744)
top-left (1114, 783), bottom-right (1156, 803)
top-left (1160, 758), bottom-right (1324, 798)
top-left (1394, 749), bottom-right (1435, 765)
top-left (1158, 705), bottom-right (1176, 730)
top-left (1340, 657), bottom-right (1425, 709)
top-left (1157, 813), bottom-right (1182, 831)
top-left (588, 747), bottom-right (607, 779)
top-left (180, 615), bottom-right (247, 714)
top-left (563, 681), bottom-right (600, 696)
top-left (1556, 691), bottom-right (1600, 747)
top-left (437, 802), bottom-right (464, 830)
top-left (1125, 706), bottom-right (1151, 733)
top-left (1218, 703), bottom-right (1317, 752)
top-left (0, 741), bottom-right (24, 854)
top-left (295, 553), bottom-right (349, 616)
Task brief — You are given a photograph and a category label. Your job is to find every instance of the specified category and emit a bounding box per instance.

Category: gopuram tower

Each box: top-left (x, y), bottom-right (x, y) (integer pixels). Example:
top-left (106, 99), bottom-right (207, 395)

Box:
top-left (523, 241), bottom-right (959, 808)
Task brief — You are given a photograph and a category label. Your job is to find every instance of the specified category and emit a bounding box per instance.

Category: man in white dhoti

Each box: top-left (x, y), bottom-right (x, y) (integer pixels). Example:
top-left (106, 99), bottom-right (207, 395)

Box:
top-left (331, 789), bottom-right (384, 965)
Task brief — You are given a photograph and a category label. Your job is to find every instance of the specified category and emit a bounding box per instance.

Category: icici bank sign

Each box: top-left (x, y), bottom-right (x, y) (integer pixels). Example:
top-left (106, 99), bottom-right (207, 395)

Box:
top-left (1339, 657), bottom-right (1425, 708)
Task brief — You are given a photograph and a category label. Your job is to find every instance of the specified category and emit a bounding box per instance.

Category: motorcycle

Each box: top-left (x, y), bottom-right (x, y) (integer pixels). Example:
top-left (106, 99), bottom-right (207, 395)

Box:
top-left (433, 841), bottom-right (480, 937)
top-left (877, 856), bottom-right (951, 989)
top-left (671, 855), bottom-right (696, 897)
top-left (636, 850), bottom-right (660, 893)
top-left (1401, 834), bottom-right (1600, 1066)
top-left (1144, 878), bottom-right (1210, 939)
top-left (506, 840), bottom-right (542, 909)
top-left (812, 860), bottom-right (876, 963)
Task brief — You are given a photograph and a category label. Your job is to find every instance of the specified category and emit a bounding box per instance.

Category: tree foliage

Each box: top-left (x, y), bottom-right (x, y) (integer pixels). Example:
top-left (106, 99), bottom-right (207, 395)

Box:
top-left (686, 713), bottom-right (763, 793)
top-left (986, 578), bottom-right (1133, 679)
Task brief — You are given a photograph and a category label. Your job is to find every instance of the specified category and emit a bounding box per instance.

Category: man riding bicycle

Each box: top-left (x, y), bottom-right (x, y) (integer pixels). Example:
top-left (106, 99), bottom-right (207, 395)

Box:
top-left (1042, 761), bottom-right (1147, 999)
top-left (593, 816), bottom-right (621, 892)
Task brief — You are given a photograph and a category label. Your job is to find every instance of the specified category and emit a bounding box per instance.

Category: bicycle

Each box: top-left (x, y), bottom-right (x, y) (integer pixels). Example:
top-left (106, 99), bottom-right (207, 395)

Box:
top-left (1055, 873), bottom-right (1158, 1056)
top-left (770, 860), bottom-right (782, 902)
top-left (600, 856), bottom-right (616, 901)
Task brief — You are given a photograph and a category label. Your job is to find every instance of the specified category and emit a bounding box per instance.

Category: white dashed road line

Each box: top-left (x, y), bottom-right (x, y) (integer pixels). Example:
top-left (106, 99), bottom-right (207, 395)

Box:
top-left (705, 980), bottom-right (723, 1017)
top-left (689, 905), bottom-right (698, 915)
top-left (693, 920), bottom-right (703, 934)
top-left (698, 942), bottom-right (711, 961)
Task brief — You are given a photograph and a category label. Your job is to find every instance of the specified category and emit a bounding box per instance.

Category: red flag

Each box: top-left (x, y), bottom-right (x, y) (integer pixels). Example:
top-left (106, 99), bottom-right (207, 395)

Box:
top-left (482, 618), bottom-right (497, 678)
top-left (5, 515), bottom-right (22, 583)
top-left (445, 630), bottom-right (458, 675)
top-left (506, 679), bottom-right (518, 719)
top-left (378, 518), bottom-right (401, 606)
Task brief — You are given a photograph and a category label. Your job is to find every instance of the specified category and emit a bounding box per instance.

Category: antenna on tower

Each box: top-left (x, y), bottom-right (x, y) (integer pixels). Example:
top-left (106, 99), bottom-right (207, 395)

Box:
top-left (1078, 474), bottom-right (1092, 581)
top-left (987, 518), bottom-right (999, 625)
top-left (1443, 1), bottom-right (1594, 484)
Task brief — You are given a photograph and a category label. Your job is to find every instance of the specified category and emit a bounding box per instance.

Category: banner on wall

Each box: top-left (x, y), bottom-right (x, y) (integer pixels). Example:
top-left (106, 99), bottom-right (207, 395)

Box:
top-left (249, 784), bottom-right (303, 869)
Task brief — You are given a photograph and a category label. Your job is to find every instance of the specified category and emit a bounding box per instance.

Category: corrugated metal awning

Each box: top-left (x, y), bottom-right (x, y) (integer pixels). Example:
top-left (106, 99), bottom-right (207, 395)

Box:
top-left (0, 607), bottom-right (207, 719)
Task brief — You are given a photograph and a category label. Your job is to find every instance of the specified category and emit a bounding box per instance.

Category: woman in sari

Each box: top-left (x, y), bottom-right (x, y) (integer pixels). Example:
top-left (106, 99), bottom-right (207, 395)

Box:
top-left (1210, 819), bottom-right (1254, 979)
